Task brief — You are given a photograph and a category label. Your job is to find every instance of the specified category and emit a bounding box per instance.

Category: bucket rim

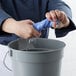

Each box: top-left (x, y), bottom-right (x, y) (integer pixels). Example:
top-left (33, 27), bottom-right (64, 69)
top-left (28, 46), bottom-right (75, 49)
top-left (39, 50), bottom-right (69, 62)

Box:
top-left (8, 38), bottom-right (66, 53)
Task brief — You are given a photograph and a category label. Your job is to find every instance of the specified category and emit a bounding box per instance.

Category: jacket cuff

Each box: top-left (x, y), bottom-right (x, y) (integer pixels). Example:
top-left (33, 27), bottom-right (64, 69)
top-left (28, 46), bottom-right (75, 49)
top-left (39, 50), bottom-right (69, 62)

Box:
top-left (0, 9), bottom-right (11, 26)
top-left (0, 9), bottom-right (11, 35)
top-left (55, 19), bottom-right (76, 37)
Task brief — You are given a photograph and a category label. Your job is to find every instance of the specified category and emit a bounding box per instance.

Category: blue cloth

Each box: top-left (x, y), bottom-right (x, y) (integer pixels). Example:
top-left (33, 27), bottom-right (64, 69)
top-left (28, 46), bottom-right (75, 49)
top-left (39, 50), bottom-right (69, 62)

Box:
top-left (33, 19), bottom-right (59, 32)
top-left (33, 19), bottom-right (52, 32)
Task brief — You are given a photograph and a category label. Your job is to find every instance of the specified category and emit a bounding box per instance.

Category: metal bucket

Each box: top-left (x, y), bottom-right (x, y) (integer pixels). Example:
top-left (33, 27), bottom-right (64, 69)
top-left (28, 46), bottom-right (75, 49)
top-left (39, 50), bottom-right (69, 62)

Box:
top-left (8, 38), bottom-right (66, 76)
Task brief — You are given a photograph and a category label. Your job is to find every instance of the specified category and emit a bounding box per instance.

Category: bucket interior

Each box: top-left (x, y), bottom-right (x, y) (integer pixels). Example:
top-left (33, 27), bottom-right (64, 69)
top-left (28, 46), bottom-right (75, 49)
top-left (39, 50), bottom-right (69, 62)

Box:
top-left (8, 38), bottom-right (65, 52)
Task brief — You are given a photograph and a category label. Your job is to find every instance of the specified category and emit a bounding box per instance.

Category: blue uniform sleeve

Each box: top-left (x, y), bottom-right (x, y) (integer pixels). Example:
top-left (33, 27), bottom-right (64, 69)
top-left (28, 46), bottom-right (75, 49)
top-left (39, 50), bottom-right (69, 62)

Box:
top-left (0, 8), bottom-right (14, 45)
top-left (0, 9), bottom-right (11, 35)
top-left (0, 9), bottom-right (11, 26)
top-left (48, 0), bottom-right (76, 37)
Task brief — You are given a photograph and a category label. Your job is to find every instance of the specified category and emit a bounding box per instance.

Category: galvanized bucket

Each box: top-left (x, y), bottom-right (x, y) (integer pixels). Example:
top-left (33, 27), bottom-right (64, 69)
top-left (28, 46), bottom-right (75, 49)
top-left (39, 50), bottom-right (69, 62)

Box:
top-left (8, 38), bottom-right (66, 76)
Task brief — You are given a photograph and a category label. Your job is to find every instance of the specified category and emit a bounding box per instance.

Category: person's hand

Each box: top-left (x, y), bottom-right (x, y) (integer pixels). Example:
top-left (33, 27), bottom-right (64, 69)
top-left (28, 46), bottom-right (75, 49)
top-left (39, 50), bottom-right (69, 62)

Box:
top-left (2, 18), bottom-right (41, 39)
top-left (45, 10), bottom-right (70, 29)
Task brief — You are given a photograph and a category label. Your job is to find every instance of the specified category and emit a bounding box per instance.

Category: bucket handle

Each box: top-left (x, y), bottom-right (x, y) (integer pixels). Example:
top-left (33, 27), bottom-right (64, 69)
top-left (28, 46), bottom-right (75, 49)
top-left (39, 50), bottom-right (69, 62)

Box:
top-left (3, 51), bottom-right (12, 71)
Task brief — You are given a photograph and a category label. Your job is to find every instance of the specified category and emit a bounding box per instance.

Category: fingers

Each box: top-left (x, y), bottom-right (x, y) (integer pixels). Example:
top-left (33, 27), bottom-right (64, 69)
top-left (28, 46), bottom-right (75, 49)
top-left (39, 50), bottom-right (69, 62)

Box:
top-left (18, 29), bottom-right (41, 39)
top-left (21, 26), bottom-right (41, 39)
top-left (55, 10), bottom-right (70, 27)
top-left (55, 10), bottom-right (66, 24)
top-left (25, 20), bottom-right (41, 36)
top-left (45, 12), bottom-right (51, 21)
top-left (46, 10), bottom-right (67, 22)
top-left (32, 29), bottom-right (41, 38)
top-left (20, 19), bottom-right (34, 25)
top-left (26, 20), bottom-right (41, 37)
top-left (45, 10), bottom-right (70, 29)
top-left (29, 26), bottom-right (41, 38)
top-left (25, 19), bottom-right (34, 25)
top-left (27, 21), bottom-right (41, 38)
top-left (46, 10), bottom-right (57, 21)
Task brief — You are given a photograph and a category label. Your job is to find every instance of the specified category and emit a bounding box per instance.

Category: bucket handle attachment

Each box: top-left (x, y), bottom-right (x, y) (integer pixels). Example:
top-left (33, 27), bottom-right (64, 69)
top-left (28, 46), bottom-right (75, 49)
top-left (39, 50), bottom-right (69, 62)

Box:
top-left (3, 51), bottom-right (12, 71)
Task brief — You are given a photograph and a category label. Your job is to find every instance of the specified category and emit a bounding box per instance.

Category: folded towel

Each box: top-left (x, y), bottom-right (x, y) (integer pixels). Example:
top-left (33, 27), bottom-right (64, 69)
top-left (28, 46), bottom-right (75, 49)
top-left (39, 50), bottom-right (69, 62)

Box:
top-left (33, 19), bottom-right (59, 32)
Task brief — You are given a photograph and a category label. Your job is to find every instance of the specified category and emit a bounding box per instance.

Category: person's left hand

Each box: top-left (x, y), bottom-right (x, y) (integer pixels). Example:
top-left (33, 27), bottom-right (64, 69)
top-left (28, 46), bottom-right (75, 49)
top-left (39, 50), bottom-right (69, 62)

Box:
top-left (45, 10), bottom-right (70, 29)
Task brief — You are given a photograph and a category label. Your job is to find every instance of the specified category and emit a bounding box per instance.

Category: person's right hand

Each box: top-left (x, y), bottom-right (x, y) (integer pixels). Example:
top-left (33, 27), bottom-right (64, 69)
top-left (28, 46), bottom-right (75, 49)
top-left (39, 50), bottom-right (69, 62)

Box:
top-left (2, 18), bottom-right (41, 39)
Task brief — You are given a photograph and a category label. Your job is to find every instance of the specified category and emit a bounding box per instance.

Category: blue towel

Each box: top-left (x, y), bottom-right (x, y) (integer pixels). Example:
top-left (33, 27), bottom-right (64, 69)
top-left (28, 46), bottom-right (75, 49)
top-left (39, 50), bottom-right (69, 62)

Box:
top-left (33, 19), bottom-right (59, 32)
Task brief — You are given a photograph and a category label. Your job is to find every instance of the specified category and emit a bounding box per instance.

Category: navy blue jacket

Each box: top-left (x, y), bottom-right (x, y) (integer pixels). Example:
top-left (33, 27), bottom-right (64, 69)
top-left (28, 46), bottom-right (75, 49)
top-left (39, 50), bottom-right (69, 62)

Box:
top-left (0, 0), bottom-right (76, 45)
